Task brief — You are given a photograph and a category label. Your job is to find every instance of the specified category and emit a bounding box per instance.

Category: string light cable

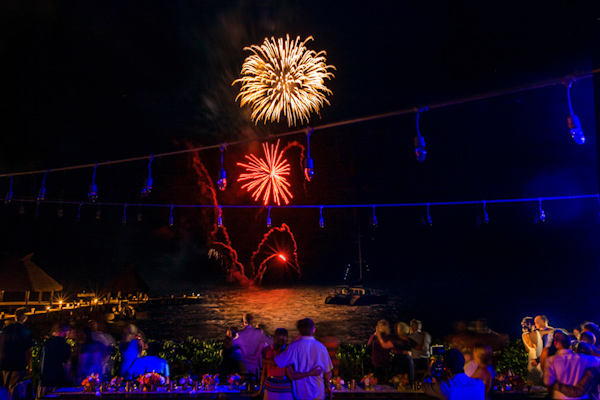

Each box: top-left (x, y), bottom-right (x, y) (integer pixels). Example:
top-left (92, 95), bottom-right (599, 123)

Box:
top-left (7, 194), bottom-right (596, 224)
top-left (1, 72), bottom-right (598, 224)
top-left (0, 70), bottom-right (595, 180)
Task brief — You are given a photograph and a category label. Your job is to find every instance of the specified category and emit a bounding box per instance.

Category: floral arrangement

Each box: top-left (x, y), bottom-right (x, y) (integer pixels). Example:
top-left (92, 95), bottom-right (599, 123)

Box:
top-left (137, 372), bottom-right (166, 386)
top-left (202, 374), bottom-right (216, 386)
top-left (390, 374), bottom-right (410, 390)
top-left (81, 373), bottom-right (100, 388)
top-left (179, 376), bottom-right (193, 386)
top-left (361, 373), bottom-right (377, 389)
top-left (332, 376), bottom-right (345, 386)
top-left (109, 376), bottom-right (123, 388)
top-left (227, 374), bottom-right (241, 385)
top-left (331, 376), bottom-right (345, 390)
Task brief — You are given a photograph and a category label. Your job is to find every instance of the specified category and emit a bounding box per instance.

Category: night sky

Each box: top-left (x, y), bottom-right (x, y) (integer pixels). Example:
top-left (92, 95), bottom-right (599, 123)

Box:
top-left (0, 0), bottom-right (598, 323)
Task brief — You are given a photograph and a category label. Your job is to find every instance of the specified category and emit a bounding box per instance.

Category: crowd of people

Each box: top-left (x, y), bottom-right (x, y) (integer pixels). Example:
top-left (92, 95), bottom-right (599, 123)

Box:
top-left (0, 309), bottom-right (336, 400)
top-left (0, 307), bottom-right (171, 400)
top-left (519, 315), bottom-right (600, 400)
top-left (4, 308), bottom-right (600, 400)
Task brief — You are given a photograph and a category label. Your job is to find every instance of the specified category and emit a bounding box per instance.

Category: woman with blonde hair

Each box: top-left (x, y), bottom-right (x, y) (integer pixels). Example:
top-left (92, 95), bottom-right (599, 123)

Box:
top-left (465, 343), bottom-right (495, 399)
top-left (377, 322), bottom-right (416, 383)
top-left (367, 320), bottom-right (392, 383)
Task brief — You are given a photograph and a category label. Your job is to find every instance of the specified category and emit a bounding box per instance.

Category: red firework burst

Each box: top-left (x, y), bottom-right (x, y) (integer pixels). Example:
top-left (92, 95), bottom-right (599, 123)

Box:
top-left (237, 140), bottom-right (293, 206)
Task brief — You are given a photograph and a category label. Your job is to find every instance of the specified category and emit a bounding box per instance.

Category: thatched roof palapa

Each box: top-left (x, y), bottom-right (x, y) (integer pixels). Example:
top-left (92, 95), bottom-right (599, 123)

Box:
top-left (0, 253), bottom-right (63, 292)
top-left (106, 263), bottom-right (150, 294)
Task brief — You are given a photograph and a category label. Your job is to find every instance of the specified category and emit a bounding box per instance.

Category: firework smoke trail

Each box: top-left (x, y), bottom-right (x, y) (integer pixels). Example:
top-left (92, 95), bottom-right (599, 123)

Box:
top-left (251, 223), bottom-right (301, 285)
top-left (190, 149), bottom-right (245, 279)
top-left (281, 140), bottom-right (307, 179)
top-left (233, 35), bottom-right (336, 127)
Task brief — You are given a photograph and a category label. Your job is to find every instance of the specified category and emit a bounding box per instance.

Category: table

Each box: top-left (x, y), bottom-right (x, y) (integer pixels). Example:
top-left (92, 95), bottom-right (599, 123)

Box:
top-left (44, 386), bottom-right (546, 400)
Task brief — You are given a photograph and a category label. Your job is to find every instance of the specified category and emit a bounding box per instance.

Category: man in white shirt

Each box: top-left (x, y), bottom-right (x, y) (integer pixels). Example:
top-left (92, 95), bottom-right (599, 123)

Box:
top-left (535, 315), bottom-right (555, 349)
top-left (275, 318), bottom-right (333, 400)
top-left (544, 330), bottom-right (600, 399)
top-left (422, 348), bottom-right (485, 400)
top-left (232, 313), bottom-right (273, 379)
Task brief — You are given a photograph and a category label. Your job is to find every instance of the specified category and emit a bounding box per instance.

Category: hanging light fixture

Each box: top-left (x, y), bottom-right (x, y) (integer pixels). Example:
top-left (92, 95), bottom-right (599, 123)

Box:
top-left (217, 145), bottom-right (227, 191)
top-left (5, 176), bottom-right (13, 205)
top-left (141, 155), bottom-right (154, 197)
top-left (218, 206), bottom-right (223, 227)
top-left (372, 205), bottom-right (378, 227)
top-left (37, 170), bottom-right (48, 201)
top-left (414, 107), bottom-right (428, 163)
top-left (88, 163), bottom-right (99, 202)
top-left (319, 206), bottom-right (324, 228)
top-left (76, 203), bottom-right (82, 222)
top-left (137, 206), bottom-right (143, 222)
top-left (18, 202), bottom-right (25, 215)
top-left (266, 206), bottom-right (272, 228)
top-left (538, 199), bottom-right (546, 223)
top-left (422, 203), bottom-right (433, 227)
top-left (304, 127), bottom-right (315, 181)
top-left (169, 205), bottom-right (174, 226)
top-left (122, 204), bottom-right (127, 224)
top-left (96, 205), bottom-right (101, 220)
top-left (57, 201), bottom-right (64, 218)
top-left (566, 79), bottom-right (585, 145)
top-left (483, 202), bottom-right (489, 224)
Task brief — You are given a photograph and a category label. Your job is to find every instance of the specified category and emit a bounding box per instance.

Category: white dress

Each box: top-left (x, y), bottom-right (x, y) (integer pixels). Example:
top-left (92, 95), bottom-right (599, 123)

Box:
top-left (522, 331), bottom-right (543, 385)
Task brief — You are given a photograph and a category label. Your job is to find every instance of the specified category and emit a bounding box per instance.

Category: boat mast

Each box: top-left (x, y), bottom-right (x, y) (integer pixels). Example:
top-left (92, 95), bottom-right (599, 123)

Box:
top-left (358, 226), bottom-right (363, 281)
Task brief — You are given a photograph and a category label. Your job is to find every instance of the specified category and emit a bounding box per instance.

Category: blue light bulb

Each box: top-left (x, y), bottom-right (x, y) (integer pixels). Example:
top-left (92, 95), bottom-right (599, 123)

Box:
top-left (141, 176), bottom-right (153, 197)
top-left (217, 169), bottom-right (227, 191)
top-left (88, 183), bottom-right (98, 202)
top-left (319, 206), bottom-right (324, 228)
top-left (414, 135), bottom-right (427, 163)
top-left (304, 157), bottom-right (314, 182)
top-left (5, 189), bottom-right (12, 205)
top-left (5, 176), bottom-right (13, 205)
top-left (539, 209), bottom-right (546, 223)
top-left (568, 114), bottom-right (585, 145)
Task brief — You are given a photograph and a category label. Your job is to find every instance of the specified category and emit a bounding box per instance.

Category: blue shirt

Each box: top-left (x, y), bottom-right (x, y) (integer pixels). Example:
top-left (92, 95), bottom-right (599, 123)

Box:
top-left (423, 372), bottom-right (485, 400)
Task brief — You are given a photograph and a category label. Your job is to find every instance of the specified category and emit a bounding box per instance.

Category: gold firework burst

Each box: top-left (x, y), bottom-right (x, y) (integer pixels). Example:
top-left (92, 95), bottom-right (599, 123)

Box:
top-left (233, 35), bottom-right (335, 127)
top-left (237, 140), bottom-right (293, 206)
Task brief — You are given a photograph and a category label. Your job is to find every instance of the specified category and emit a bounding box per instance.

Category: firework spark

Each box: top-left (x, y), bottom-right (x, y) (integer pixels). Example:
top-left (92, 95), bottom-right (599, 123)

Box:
top-left (233, 34), bottom-right (335, 127)
top-left (237, 140), bottom-right (293, 206)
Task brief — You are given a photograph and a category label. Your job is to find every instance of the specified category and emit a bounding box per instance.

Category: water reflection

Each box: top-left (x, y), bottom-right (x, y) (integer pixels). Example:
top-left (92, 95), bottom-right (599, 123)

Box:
top-left (135, 286), bottom-right (407, 344)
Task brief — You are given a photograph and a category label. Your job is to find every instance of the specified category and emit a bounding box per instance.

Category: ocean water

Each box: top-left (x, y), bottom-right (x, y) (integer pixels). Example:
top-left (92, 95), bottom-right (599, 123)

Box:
top-left (132, 283), bottom-right (599, 344)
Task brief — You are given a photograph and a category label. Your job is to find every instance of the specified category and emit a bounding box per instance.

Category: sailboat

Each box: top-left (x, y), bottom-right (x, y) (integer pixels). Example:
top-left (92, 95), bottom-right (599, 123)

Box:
top-left (324, 231), bottom-right (387, 305)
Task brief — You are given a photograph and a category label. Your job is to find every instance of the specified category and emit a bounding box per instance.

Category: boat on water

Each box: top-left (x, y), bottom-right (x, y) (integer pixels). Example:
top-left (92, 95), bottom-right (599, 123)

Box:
top-left (325, 226), bottom-right (387, 305)
top-left (325, 285), bottom-right (388, 305)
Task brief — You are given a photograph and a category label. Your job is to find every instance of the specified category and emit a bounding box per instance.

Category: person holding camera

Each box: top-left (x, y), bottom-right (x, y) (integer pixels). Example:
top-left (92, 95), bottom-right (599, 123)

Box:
top-left (422, 348), bottom-right (485, 400)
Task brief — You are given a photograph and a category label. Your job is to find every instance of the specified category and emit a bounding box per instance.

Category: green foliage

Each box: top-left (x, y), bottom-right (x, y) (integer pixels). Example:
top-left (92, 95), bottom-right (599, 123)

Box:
top-left (337, 343), bottom-right (371, 380)
top-left (158, 338), bottom-right (221, 380)
top-left (495, 339), bottom-right (528, 378)
top-left (31, 336), bottom-right (530, 384)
